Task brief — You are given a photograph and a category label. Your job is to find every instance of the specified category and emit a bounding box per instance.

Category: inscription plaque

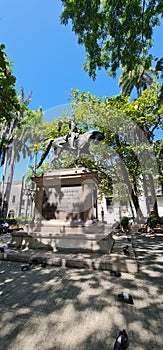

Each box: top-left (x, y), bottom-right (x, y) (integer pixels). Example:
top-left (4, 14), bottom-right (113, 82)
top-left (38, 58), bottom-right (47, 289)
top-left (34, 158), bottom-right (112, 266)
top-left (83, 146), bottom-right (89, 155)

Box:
top-left (58, 186), bottom-right (83, 212)
top-left (33, 168), bottom-right (99, 222)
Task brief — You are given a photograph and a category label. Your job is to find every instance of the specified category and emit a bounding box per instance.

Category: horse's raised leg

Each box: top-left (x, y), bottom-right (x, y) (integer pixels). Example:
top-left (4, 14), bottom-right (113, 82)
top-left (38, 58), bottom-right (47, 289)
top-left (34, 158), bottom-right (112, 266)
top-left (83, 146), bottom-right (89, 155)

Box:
top-left (50, 147), bottom-right (63, 166)
top-left (74, 149), bottom-right (81, 167)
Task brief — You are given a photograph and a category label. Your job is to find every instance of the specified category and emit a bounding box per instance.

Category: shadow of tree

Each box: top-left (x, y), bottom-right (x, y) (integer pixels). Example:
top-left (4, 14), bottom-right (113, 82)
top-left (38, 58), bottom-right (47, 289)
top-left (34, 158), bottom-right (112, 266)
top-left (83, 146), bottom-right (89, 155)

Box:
top-left (0, 233), bottom-right (162, 349)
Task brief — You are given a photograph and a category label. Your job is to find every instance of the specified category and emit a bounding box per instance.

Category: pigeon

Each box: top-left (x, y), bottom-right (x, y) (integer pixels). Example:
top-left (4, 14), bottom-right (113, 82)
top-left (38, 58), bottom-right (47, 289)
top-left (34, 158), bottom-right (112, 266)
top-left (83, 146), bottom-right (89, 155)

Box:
top-left (21, 263), bottom-right (33, 271)
top-left (113, 329), bottom-right (129, 350)
top-left (41, 260), bottom-right (47, 268)
top-left (110, 271), bottom-right (121, 277)
top-left (30, 257), bottom-right (47, 268)
top-left (118, 292), bottom-right (134, 305)
top-left (30, 257), bottom-right (42, 265)
top-left (0, 246), bottom-right (5, 253)
top-left (123, 246), bottom-right (130, 256)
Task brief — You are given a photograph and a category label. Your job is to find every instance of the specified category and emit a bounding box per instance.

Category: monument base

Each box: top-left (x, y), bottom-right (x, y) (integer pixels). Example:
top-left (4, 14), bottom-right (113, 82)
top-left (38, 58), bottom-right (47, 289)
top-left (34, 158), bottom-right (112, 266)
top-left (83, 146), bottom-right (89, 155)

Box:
top-left (55, 233), bottom-right (114, 253)
top-left (32, 219), bottom-right (104, 234)
top-left (29, 168), bottom-right (114, 253)
top-left (27, 220), bottom-right (113, 253)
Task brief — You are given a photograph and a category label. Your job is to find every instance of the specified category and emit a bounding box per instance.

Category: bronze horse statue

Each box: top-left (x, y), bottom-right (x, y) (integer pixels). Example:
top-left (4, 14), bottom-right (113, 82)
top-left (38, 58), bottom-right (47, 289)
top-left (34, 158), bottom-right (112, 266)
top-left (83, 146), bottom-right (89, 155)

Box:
top-left (37, 129), bottom-right (104, 168)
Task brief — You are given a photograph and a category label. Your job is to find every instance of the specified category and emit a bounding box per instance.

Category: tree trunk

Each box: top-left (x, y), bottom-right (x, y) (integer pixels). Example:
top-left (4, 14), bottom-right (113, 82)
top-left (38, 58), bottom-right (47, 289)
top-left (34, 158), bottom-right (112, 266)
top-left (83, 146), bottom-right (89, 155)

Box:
top-left (24, 193), bottom-right (29, 219)
top-left (143, 174), bottom-right (151, 216)
top-left (143, 173), bottom-right (159, 217)
top-left (119, 157), bottom-right (144, 222)
top-left (126, 187), bottom-right (135, 219)
top-left (4, 140), bottom-right (17, 210)
top-left (149, 173), bottom-right (159, 216)
top-left (18, 175), bottom-right (25, 217)
top-left (1, 148), bottom-right (8, 200)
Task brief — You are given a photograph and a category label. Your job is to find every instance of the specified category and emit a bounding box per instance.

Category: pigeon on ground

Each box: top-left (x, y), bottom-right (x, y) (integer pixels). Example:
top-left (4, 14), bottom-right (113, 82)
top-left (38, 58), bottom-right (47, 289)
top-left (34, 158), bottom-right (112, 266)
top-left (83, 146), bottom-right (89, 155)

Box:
top-left (123, 246), bottom-right (130, 256)
top-left (21, 263), bottom-right (33, 271)
top-left (30, 257), bottom-right (47, 268)
top-left (0, 246), bottom-right (5, 253)
top-left (113, 329), bottom-right (129, 350)
top-left (41, 260), bottom-right (47, 268)
top-left (110, 271), bottom-right (121, 277)
top-left (118, 292), bottom-right (134, 305)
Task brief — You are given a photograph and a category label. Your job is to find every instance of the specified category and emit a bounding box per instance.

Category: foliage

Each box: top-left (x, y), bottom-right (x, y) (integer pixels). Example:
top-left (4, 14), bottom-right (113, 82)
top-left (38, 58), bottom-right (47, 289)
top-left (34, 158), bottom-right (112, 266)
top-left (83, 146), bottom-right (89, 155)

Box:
top-left (0, 218), bottom-right (17, 225)
top-left (118, 65), bottom-right (156, 97)
top-left (29, 83), bottom-right (162, 219)
top-left (146, 215), bottom-right (163, 228)
top-left (67, 85), bottom-right (163, 218)
top-left (120, 216), bottom-right (131, 229)
top-left (1, 91), bottom-right (43, 206)
top-left (25, 166), bottom-right (45, 183)
top-left (155, 138), bottom-right (163, 185)
top-left (0, 45), bottom-right (22, 162)
top-left (17, 216), bottom-right (34, 225)
top-left (60, 1), bottom-right (163, 79)
top-left (2, 106), bottom-right (43, 173)
top-left (0, 88), bottom-right (34, 167)
top-left (36, 85), bottom-right (162, 204)
top-left (0, 44), bottom-right (20, 122)
top-left (20, 106), bottom-right (43, 162)
top-left (71, 84), bottom-right (163, 144)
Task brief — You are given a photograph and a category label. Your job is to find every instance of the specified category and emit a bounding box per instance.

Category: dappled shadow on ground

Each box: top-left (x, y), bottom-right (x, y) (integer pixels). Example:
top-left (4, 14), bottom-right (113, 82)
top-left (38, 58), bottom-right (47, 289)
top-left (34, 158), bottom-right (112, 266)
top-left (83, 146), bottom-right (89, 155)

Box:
top-left (133, 234), bottom-right (163, 293)
top-left (0, 233), bottom-right (162, 349)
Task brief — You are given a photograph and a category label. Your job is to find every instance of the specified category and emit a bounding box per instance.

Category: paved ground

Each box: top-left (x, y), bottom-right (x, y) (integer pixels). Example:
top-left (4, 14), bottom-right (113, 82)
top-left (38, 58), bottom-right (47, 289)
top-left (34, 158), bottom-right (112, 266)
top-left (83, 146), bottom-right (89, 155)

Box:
top-left (0, 232), bottom-right (162, 350)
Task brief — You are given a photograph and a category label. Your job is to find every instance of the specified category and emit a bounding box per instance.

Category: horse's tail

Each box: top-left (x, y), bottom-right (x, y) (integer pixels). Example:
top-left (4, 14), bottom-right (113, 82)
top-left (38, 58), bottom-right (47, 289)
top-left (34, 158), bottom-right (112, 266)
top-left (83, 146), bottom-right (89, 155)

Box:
top-left (36, 139), bottom-right (54, 168)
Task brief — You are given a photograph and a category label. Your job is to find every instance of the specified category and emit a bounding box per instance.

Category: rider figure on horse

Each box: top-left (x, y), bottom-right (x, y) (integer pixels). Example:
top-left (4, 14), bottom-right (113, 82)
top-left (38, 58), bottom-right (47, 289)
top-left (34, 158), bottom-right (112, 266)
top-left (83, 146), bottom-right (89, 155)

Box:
top-left (64, 116), bottom-right (80, 149)
top-left (37, 119), bottom-right (104, 169)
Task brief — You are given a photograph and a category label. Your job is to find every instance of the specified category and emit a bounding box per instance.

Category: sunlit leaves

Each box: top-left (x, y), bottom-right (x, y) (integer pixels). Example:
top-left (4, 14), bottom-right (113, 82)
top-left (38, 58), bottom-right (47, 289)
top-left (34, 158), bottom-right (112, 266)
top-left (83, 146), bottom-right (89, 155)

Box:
top-left (60, 0), bottom-right (163, 78)
top-left (0, 44), bottom-right (20, 122)
top-left (67, 85), bottom-right (162, 199)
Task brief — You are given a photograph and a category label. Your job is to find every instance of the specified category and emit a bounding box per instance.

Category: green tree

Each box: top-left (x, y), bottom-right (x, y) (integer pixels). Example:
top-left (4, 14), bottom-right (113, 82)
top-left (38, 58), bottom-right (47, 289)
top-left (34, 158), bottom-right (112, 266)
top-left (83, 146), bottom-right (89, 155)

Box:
top-left (118, 64), bottom-right (155, 97)
top-left (60, 1), bottom-right (163, 79)
top-left (0, 44), bottom-right (21, 163)
top-left (155, 137), bottom-right (163, 189)
top-left (2, 89), bottom-right (43, 212)
top-left (68, 85), bottom-right (163, 220)
top-left (0, 44), bottom-right (20, 121)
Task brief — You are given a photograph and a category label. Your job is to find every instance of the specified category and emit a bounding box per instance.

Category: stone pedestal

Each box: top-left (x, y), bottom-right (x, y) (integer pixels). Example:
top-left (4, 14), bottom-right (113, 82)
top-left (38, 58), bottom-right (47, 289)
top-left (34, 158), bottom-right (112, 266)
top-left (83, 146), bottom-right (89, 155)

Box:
top-left (29, 168), bottom-right (113, 252)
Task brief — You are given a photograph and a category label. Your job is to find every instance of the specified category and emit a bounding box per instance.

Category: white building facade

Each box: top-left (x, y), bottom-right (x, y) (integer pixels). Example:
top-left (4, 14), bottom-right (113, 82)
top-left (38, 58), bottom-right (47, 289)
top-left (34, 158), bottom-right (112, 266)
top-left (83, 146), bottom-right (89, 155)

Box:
top-left (1, 179), bottom-right (163, 224)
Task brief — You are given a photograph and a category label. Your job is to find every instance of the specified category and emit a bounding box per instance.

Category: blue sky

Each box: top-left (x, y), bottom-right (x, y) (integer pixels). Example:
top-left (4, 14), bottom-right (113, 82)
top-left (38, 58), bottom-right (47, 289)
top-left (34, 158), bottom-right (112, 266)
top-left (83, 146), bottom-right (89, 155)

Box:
top-left (1, 0), bottom-right (162, 113)
top-left (0, 0), bottom-right (121, 113)
top-left (0, 0), bottom-right (163, 180)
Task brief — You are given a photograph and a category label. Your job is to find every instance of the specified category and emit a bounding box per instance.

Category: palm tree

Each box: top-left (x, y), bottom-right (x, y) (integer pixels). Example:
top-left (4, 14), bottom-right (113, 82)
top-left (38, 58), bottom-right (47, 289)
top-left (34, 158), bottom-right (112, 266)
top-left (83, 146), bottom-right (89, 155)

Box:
top-left (118, 64), bottom-right (155, 98)
top-left (2, 89), bottom-right (43, 215)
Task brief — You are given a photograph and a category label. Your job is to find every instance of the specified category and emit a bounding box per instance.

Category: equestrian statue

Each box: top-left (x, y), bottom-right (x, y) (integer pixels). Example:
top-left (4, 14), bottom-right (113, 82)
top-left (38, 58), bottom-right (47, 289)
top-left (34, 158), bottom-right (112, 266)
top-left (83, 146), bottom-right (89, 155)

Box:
top-left (36, 116), bottom-right (104, 169)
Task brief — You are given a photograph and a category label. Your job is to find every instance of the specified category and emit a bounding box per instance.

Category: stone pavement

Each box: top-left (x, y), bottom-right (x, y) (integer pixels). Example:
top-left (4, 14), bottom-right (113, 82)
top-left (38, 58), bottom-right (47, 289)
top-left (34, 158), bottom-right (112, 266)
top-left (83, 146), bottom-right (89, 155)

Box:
top-left (0, 232), bottom-right (162, 350)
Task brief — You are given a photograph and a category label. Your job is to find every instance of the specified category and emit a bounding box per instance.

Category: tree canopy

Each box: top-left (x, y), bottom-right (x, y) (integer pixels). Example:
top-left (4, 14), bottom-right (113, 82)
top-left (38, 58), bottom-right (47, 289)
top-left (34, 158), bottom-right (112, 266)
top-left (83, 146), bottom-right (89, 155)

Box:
top-left (0, 44), bottom-right (20, 122)
top-left (0, 44), bottom-right (22, 163)
top-left (60, 0), bottom-right (163, 79)
top-left (17, 83), bottom-right (162, 220)
top-left (66, 84), bottom-right (163, 218)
